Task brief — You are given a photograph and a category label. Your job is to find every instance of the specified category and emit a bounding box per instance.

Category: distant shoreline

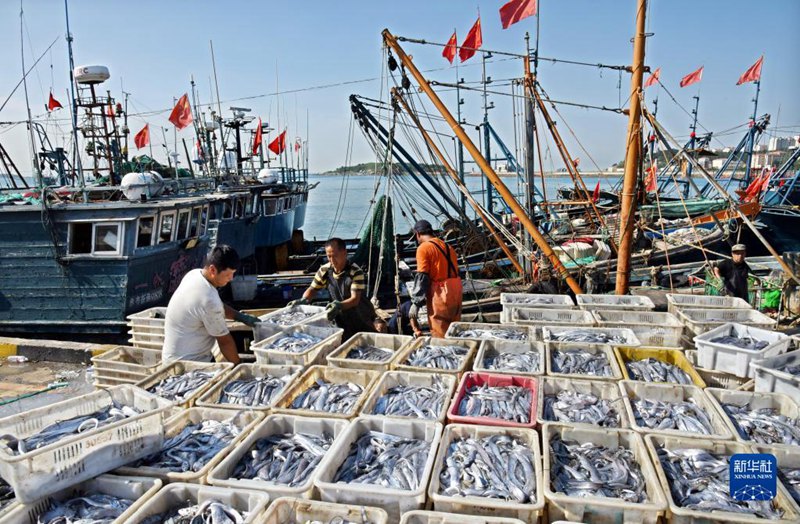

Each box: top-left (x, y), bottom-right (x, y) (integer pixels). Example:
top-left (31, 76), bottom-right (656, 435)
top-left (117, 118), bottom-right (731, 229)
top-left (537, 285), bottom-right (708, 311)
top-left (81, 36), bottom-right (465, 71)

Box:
top-left (315, 170), bottom-right (625, 178)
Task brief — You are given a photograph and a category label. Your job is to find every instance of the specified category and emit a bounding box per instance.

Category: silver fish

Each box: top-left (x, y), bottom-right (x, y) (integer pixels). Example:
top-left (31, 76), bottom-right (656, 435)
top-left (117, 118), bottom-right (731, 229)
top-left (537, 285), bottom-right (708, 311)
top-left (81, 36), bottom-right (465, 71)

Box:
top-left (457, 385), bottom-right (532, 424)
top-left (405, 345), bottom-right (468, 370)
top-left (140, 499), bottom-right (247, 524)
top-left (371, 377), bottom-right (448, 419)
top-left (37, 493), bottom-right (134, 524)
top-left (233, 432), bottom-right (333, 486)
top-left (0, 478), bottom-right (13, 511)
top-left (263, 332), bottom-right (322, 353)
top-left (626, 358), bottom-right (693, 384)
top-left (456, 328), bottom-right (528, 341)
top-left (721, 403), bottom-right (800, 446)
top-left (548, 329), bottom-right (627, 344)
top-left (550, 435), bottom-right (648, 503)
top-left (265, 311), bottom-right (320, 326)
top-left (333, 431), bottom-right (431, 491)
top-left (779, 467), bottom-right (800, 506)
top-left (219, 375), bottom-right (291, 406)
top-left (345, 345), bottom-right (395, 362)
top-left (657, 447), bottom-right (784, 519)
top-left (709, 335), bottom-right (768, 351)
top-left (483, 350), bottom-right (540, 373)
top-left (781, 364), bottom-right (800, 376)
top-left (148, 370), bottom-right (218, 401)
top-left (633, 398), bottom-right (716, 435)
top-left (510, 297), bottom-right (556, 304)
top-left (551, 348), bottom-right (612, 377)
top-left (544, 390), bottom-right (621, 427)
top-left (439, 434), bottom-right (536, 502)
top-left (290, 379), bottom-right (363, 414)
top-left (130, 419), bottom-right (240, 472)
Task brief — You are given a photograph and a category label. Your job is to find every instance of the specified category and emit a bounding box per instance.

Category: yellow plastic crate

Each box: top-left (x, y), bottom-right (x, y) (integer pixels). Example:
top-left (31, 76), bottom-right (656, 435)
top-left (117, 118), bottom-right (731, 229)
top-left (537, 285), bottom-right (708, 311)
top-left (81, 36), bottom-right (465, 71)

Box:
top-left (614, 347), bottom-right (706, 388)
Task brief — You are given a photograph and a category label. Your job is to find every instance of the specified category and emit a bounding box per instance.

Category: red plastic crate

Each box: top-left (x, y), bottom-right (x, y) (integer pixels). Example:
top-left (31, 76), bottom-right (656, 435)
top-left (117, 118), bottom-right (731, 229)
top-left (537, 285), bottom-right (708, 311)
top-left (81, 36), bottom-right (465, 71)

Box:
top-left (447, 371), bottom-right (538, 429)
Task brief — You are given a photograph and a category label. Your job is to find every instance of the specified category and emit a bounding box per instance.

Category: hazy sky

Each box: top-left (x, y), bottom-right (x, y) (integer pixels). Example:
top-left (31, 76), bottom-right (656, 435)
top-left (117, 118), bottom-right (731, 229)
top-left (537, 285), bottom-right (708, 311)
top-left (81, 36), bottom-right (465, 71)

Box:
top-left (1, 0), bottom-right (798, 175)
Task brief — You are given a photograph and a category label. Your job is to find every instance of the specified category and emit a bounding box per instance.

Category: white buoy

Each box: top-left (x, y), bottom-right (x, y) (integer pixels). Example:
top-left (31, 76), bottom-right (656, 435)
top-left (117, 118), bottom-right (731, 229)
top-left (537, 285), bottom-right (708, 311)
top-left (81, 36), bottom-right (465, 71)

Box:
top-left (121, 171), bottom-right (165, 201)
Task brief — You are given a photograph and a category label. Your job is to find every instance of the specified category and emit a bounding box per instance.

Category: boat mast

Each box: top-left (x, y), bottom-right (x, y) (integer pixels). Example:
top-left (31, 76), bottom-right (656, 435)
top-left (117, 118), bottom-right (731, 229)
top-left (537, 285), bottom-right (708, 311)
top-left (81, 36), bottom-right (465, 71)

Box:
top-left (615, 0), bottom-right (648, 295)
top-left (744, 77), bottom-right (761, 184)
top-left (685, 94), bottom-right (700, 185)
top-left (19, 1), bottom-right (41, 187)
top-left (63, 0), bottom-right (85, 193)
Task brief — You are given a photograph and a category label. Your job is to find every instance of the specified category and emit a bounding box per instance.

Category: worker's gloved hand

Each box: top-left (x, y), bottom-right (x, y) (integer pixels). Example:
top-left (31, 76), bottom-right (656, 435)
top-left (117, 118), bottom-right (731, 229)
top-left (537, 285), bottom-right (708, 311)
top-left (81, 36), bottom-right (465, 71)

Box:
top-left (234, 311), bottom-right (261, 327)
top-left (408, 304), bottom-right (420, 321)
top-left (325, 301), bottom-right (342, 321)
top-left (287, 297), bottom-right (309, 308)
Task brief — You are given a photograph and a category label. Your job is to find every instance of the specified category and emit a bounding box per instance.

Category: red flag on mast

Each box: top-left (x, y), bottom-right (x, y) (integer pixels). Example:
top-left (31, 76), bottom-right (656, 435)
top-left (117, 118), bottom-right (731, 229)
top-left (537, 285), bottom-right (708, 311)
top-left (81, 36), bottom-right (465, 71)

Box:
top-left (252, 118), bottom-right (263, 156)
top-left (134, 124), bottom-right (150, 150)
top-left (459, 18), bottom-right (482, 63)
top-left (268, 130), bottom-right (287, 155)
top-left (679, 66), bottom-right (704, 88)
top-left (442, 31), bottom-right (457, 64)
top-left (592, 181), bottom-right (600, 203)
top-left (499, 0), bottom-right (537, 29)
top-left (168, 93), bottom-right (193, 130)
top-left (47, 92), bottom-right (62, 111)
top-left (645, 162), bottom-right (658, 192)
top-left (294, 138), bottom-right (302, 152)
top-left (644, 67), bottom-right (661, 88)
top-left (737, 56), bottom-right (764, 85)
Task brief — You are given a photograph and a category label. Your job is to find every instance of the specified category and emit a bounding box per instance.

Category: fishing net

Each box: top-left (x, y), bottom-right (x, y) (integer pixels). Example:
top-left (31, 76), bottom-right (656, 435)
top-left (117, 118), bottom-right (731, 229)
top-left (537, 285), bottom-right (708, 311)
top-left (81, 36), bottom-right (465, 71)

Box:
top-left (352, 194), bottom-right (395, 294)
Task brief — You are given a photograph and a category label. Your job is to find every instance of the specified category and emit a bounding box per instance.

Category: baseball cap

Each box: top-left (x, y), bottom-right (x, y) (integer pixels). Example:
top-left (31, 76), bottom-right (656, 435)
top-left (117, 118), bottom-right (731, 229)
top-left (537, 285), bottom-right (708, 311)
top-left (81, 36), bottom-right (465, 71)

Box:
top-left (732, 244), bottom-right (746, 252)
top-left (409, 219), bottom-right (434, 241)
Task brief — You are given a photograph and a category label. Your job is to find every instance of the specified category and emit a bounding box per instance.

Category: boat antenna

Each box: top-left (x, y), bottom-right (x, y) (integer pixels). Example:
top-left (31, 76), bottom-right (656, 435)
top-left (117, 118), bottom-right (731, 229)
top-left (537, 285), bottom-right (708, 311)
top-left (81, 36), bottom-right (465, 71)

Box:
top-left (19, 0), bottom-right (42, 187)
top-left (63, 0), bottom-right (85, 192)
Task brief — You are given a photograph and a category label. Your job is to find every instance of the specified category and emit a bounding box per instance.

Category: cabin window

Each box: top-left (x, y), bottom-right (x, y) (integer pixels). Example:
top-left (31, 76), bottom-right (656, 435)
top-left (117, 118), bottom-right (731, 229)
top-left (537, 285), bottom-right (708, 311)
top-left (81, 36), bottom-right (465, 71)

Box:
top-left (68, 222), bottom-right (122, 255)
top-left (223, 200), bottom-right (233, 219)
top-left (199, 206), bottom-right (208, 235)
top-left (208, 203), bottom-right (219, 221)
top-left (177, 210), bottom-right (190, 240)
top-left (136, 216), bottom-right (155, 248)
top-left (263, 198), bottom-right (277, 216)
top-left (189, 207), bottom-right (201, 237)
top-left (158, 212), bottom-right (176, 243)
top-left (246, 195), bottom-right (254, 214)
top-left (284, 196), bottom-right (291, 211)
top-left (68, 223), bottom-right (93, 254)
top-left (234, 198), bottom-right (244, 218)
top-left (94, 223), bottom-right (121, 254)
top-left (276, 198), bottom-right (284, 214)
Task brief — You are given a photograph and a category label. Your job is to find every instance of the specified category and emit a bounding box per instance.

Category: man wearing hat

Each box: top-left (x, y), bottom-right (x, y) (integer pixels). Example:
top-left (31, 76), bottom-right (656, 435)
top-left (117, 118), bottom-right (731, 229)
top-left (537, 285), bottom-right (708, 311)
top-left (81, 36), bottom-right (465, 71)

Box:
top-left (409, 220), bottom-right (463, 338)
top-left (713, 244), bottom-right (752, 301)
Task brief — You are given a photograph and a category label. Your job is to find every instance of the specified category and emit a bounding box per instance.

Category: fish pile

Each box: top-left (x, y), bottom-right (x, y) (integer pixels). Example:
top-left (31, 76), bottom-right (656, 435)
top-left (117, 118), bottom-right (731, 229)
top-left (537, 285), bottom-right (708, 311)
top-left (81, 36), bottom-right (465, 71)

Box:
top-left (371, 377), bottom-right (448, 419)
top-left (404, 344), bottom-right (468, 370)
top-left (626, 358), bottom-right (693, 384)
top-left (264, 310), bottom-right (319, 325)
top-left (482, 349), bottom-right (541, 373)
top-left (551, 348), bottom-right (612, 377)
top-left (781, 363), bottom-right (800, 376)
top-left (345, 344), bottom-right (395, 362)
top-left (148, 370), bottom-right (218, 401)
top-left (658, 447), bottom-right (784, 519)
top-left (548, 329), bottom-right (626, 344)
top-left (779, 467), bottom-right (800, 506)
top-left (290, 379), bottom-right (364, 414)
top-left (633, 398), bottom-right (716, 435)
top-left (218, 375), bottom-right (292, 406)
top-left (37, 493), bottom-right (134, 523)
top-left (1, 402), bottom-right (140, 455)
top-left (720, 403), bottom-right (800, 445)
top-left (131, 420), bottom-right (240, 472)
top-left (262, 332), bottom-right (322, 353)
top-left (439, 434), bottom-right (537, 502)
top-left (543, 390), bottom-right (621, 427)
top-left (233, 433), bottom-right (333, 486)
top-left (456, 328), bottom-right (528, 341)
top-left (510, 297), bottom-right (555, 304)
top-left (550, 435), bottom-right (648, 502)
top-left (457, 384), bottom-right (532, 423)
top-left (0, 479), bottom-right (12, 511)
top-left (333, 431), bottom-right (431, 490)
top-left (140, 499), bottom-right (247, 524)
top-left (709, 335), bottom-right (768, 351)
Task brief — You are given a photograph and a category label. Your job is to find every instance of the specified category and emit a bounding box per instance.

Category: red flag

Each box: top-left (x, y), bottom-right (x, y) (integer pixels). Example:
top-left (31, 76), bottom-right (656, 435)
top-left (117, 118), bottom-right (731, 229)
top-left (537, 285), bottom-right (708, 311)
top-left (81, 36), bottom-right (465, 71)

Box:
top-left (679, 66), bottom-right (703, 88)
top-left (294, 138), bottom-right (302, 152)
top-left (252, 118), bottom-right (263, 156)
top-left (573, 157), bottom-right (580, 167)
top-left (106, 103), bottom-right (115, 118)
top-left (645, 162), bottom-right (658, 192)
top-left (196, 138), bottom-right (204, 159)
top-left (737, 56), bottom-right (764, 85)
top-left (134, 124), bottom-right (149, 150)
top-left (47, 92), bottom-right (62, 111)
top-left (644, 67), bottom-right (661, 88)
top-left (268, 130), bottom-right (287, 155)
top-left (592, 181), bottom-right (600, 202)
top-left (168, 93), bottom-right (193, 130)
top-left (442, 31), bottom-right (457, 64)
top-left (459, 18), bottom-right (482, 63)
top-left (499, 0), bottom-right (537, 29)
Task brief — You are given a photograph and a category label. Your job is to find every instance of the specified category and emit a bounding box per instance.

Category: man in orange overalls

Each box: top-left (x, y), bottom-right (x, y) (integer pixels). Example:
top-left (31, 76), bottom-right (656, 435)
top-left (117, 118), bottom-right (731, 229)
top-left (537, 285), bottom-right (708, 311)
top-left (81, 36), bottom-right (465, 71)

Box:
top-left (408, 220), bottom-right (463, 338)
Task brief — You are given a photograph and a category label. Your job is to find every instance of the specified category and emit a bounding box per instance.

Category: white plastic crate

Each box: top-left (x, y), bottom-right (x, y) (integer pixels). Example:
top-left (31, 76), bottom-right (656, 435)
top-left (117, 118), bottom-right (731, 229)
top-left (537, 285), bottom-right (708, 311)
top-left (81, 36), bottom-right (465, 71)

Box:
top-left (542, 326), bottom-right (641, 348)
top-left (126, 483), bottom-right (269, 524)
top-left (114, 407), bottom-right (262, 484)
top-left (195, 363), bottom-right (301, 411)
top-left (576, 294), bottom-right (655, 311)
top-left (208, 414), bottom-right (349, 500)
top-left (511, 307), bottom-right (595, 328)
top-left (0, 474), bottom-right (162, 524)
top-left (427, 423), bottom-right (544, 523)
top-left (393, 336), bottom-right (480, 376)
top-left (537, 377), bottom-right (630, 429)
top-left (256, 496), bottom-right (389, 524)
top-left (401, 510), bottom-right (527, 524)
top-left (684, 350), bottom-right (755, 391)
top-left (678, 307), bottom-right (777, 335)
top-left (500, 293), bottom-right (575, 323)
top-left (666, 293), bottom-right (751, 315)
top-left (694, 322), bottom-right (791, 378)
top-left (751, 349), bottom-right (800, 399)
top-left (135, 360), bottom-right (234, 408)
top-left (592, 310), bottom-right (684, 348)
top-left (272, 365), bottom-right (379, 419)
top-left (474, 339), bottom-right (545, 377)
top-left (257, 304), bottom-right (327, 328)
top-left (704, 388), bottom-right (800, 448)
top-left (753, 444), bottom-right (800, 518)
top-left (92, 346), bottom-right (163, 387)
top-left (359, 370), bottom-right (457, 424)
top-left (445, 322), bottom-right (534, 342)
top-left (0, 384), bottom-right (170, 503)
top-left (326, 333), bottom-right (414, 372)
top-left (542, 423), bottom-right (667, 523)
top-left (315, 416), bottom-right (443, 523)
top-left (127, 307), bottom-right (167, 334)
top-left (618, 381), bottom-right (733, 440)
top-left (251, 324), bottom-right (343, 367)
top-left (546, 343), bottom-right (624, 381)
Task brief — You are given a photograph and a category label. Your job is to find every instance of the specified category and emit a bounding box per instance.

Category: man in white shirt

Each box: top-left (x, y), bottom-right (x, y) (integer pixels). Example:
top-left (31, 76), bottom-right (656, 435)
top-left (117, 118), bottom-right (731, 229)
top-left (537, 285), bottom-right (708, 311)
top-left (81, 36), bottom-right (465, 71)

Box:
top-left (162, 245), bottom-right (260, 364)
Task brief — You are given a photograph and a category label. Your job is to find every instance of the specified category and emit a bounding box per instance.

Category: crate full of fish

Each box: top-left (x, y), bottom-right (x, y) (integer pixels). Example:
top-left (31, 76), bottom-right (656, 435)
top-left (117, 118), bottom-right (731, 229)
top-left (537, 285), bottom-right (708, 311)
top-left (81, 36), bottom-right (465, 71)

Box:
top-left (546, 342), bottom-right (623, 381)
top-left (257, 304), bottom-right (327, 329)
top-left (360, 371), bottom-right (457, 424)
top-left (510, 307), bottom-right (595, 329)
top-left (537, 376), bottom-right (630, 429)
top-left (618, 381), bottom-right (733, 440)
top-left (114, 407), bottom-right (262, 484)
top-left (401, 510), bottom-right (528, 524)
top-left (542, 423), bottom-right (668, 524)
top-left (427, 424), bottom-right (545, 523)
top-left (272, 365), bottom-right (379, 419)
top-left (614, 346), bottom-right (705, 387)
top-left (665, 293), bottom-right (751, 315)
top-left (750, 349), bottom-right (800, 399)
top-left (694, 322), bottom-right (791, 378)
top-left (126, 482), bottom-right (269, 523)
top-left (684, 350), bottom-right (755, 391)
top-left (542, 326), bottom-right (641, 348)
top-left (753, 444), bottom-right (800, 515)
top-left (92, 345), bottom-right (163, 388)
top-left (326, 332), bottom-right (414, 372)
top-left (678, 307), bottom-right (777, 336)
top-left (135, 360), bottom-right (234, 409)
top-left (445, 322), bottom-right (534, 342)
top-left (474, 339), bottom-right (545, 377)
top-left (251, 324), bottom-right (344, 367)
top-left (314, 416), bottom-right (443, 523)
top-left (704, 388), bottom-right (800, 449)
top-left (501, 292), bottom-right (575, 316)
top-left (394, 336), bottom-right (479, 376)
top-left (592, 310), bottom-right (684, 348)
top-left (0, 384), bottom-right (170, 503)
top-left (644, 434), bottom-right (799, 523)
top-left (257, 496), bottom-right (389, 524)
top-left (208, 413), bottom-right (349, 500)
top-left (575, 293), bottom-right (655, 312)
top-left (448, 372), bottom-right (538, 429)
top-left (195, 363), bottom-right (302, 411)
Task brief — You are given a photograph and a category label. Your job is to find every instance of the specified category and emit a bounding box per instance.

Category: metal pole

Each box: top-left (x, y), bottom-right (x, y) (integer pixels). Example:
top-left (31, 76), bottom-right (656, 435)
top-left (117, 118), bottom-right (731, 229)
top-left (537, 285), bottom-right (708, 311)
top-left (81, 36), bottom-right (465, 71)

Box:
top-left (686, 95), bottom-right (700, 185)
top-left (64, 0), bottom-right (85, 192)
top-left (481, 52), bottom-right (493, 215)
top-left (744, 80), bottom-right (761, 183)
top-left (19, 1), bottom-right (41, 187)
